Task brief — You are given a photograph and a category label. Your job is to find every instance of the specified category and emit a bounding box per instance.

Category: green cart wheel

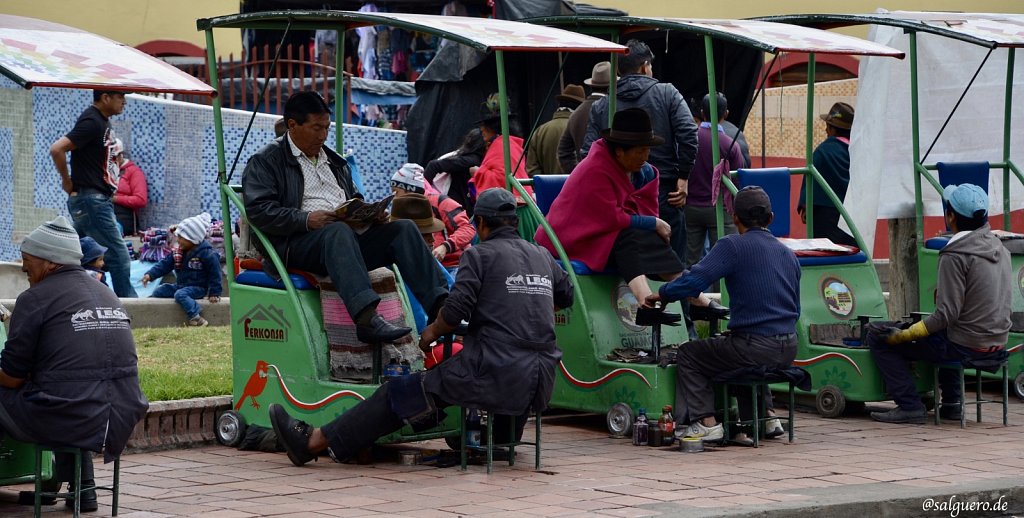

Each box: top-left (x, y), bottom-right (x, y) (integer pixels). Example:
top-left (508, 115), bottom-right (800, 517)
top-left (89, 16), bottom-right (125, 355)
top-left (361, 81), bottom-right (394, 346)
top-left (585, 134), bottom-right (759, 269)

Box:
top-left (216, 410), bottom-right (247, 447)
top-left (606, 402), bottom-right (634, 437)
top-left (815, 385), bottom-right (846, 418)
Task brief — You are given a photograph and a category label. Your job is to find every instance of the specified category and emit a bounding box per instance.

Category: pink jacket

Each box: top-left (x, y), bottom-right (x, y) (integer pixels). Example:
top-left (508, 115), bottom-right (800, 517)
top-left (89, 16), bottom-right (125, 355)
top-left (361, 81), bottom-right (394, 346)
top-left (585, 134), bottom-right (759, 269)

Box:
top-left (472, 135), bottom-right (534, 201)
top-left (536, 139), bottom-right (659, 272)
top-left (114, 160), bottom-right (148, 210)
top-left (427, 193), bottom-right (476, 268)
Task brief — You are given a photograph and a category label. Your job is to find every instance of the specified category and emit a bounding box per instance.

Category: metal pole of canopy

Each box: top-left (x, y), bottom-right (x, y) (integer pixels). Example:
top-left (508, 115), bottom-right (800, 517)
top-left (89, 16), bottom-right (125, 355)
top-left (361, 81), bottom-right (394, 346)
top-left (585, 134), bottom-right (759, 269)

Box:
top-left (496, 50), bottom-right (513, 190)
top-left (335, 28), bottom-right (345, 153)
top-left (608, 33), bottom-right (619, 126)
top-left (705, 36), bottom-right (723, 241)
top-left (1002, 48), bottom-right (1015, 230)
top-left (206, 29), bottom-right (227, 186)
top-left (804, 53), bottom-right (815, 237)
top-left (910, 33), bottom-right (925, 244)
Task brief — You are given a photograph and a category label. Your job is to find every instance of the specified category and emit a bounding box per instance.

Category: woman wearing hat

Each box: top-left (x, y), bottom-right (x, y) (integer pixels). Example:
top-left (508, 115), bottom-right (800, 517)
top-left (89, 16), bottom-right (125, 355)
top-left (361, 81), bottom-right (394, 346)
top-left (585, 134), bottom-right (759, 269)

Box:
top-left (471, 93), bottom-right (540, 241)
top-left (536, 108), bottom-right (724, 326)
top-left (110, 138), bottom-right (149, 236)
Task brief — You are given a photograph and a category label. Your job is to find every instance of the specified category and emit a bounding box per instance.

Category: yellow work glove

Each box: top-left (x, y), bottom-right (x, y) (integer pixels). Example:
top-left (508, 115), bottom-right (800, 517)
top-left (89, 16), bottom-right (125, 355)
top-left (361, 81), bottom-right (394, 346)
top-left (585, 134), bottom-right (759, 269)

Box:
top-left (886, 321), bottom-right (929, 345)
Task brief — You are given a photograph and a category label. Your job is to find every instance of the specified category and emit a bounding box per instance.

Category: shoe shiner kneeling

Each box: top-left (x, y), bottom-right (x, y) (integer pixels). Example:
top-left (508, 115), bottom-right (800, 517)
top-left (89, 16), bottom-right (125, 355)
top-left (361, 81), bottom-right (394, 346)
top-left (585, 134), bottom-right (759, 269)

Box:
top-left (268, 188), bottom-right (575, 466)
top-left (646, 187), bottom-right (801, 444)
top-left (869, 184), bottom-right (1011, 424)
top-left (142, 212), bottom-right (222, 327)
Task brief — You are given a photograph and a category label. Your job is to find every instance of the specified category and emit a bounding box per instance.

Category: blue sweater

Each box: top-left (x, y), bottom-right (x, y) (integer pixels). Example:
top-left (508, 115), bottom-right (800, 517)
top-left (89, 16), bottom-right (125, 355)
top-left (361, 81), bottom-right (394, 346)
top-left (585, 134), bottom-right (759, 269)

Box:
top-left (145, 241), bottom-right (223, 296)
top-left (659, 229), bottom-right (801, 336)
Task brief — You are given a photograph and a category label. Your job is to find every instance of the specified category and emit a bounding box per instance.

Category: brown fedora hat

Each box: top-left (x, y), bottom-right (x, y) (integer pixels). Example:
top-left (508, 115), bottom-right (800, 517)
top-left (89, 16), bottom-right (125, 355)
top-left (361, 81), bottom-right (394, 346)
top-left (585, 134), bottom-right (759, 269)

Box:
top-left (601, 108), bottom-right (665, 147)
top-left (391, 194), bottom-right (444, 234)
top-left (820, 102), bottom-right (855, 130)
top-left (584, 61), bottom-right (611, 88)
top-left (555, 84), bottom-right (586, 105)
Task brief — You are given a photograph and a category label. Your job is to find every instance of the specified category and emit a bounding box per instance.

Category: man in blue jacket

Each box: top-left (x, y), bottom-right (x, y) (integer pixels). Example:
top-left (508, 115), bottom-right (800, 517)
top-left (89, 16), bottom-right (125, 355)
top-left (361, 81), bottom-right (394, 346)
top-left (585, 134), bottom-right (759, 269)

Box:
top-left (798, 102), bottom-right (858, 247)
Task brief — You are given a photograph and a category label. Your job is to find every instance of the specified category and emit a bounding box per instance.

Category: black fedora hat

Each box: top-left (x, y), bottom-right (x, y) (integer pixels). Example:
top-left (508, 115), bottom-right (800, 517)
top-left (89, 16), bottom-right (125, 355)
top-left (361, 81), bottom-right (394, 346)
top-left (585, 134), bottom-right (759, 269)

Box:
top-left (601, 108), bottom-right (665, 147)
top-left (475, 93), bottom-right (516, 125)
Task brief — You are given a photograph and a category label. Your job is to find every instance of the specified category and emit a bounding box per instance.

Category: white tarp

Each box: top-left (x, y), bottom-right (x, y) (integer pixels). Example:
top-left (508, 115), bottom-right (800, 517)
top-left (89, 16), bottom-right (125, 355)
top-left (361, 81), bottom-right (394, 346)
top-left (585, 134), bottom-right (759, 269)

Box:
top-left (845, 25), bottom-right (1024, 254)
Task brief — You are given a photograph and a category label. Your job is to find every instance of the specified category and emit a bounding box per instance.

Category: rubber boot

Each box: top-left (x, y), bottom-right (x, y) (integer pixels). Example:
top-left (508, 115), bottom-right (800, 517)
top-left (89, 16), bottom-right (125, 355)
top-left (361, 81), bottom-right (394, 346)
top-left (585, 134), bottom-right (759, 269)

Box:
top-left (65, 455), bottom-right (98, 513)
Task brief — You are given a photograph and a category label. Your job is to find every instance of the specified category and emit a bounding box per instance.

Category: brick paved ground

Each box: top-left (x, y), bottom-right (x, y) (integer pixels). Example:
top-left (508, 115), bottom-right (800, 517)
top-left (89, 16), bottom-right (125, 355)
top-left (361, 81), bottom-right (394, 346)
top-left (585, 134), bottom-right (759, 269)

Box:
top-left (2, 398), bottom-right (1022, 517)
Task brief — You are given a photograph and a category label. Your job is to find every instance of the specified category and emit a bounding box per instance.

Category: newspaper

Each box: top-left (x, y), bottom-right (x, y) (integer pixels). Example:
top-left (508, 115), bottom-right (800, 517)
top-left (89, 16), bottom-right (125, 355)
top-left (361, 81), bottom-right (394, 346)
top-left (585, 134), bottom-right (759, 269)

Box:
top-left (777, 237), bottom-right (851, 253)
top-left (334, 195), bottom-right (394, 224)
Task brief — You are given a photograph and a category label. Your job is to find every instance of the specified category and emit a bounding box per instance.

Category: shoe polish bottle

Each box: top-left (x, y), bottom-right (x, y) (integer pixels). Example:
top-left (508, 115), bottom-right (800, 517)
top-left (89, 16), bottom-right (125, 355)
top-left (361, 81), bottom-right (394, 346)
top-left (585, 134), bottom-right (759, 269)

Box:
top-left (659, 405), bottom-right (675, 445)
top-left (632, 408), bottom-right (649, 446)
top-left (466, 410), bottom-right (481, 447)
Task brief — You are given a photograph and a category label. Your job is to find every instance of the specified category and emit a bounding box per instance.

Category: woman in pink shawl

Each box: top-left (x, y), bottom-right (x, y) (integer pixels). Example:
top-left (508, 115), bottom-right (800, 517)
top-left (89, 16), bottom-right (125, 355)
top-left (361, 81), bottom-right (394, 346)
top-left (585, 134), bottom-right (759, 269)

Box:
top-left (536, 108), bottom-right (722, 325)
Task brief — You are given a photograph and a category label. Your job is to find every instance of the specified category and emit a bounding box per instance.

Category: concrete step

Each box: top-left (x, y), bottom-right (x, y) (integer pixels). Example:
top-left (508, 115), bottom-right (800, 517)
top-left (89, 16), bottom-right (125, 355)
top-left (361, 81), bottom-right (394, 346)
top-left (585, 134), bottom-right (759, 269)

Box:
top-left (1, 296), bottom-right (231, 328)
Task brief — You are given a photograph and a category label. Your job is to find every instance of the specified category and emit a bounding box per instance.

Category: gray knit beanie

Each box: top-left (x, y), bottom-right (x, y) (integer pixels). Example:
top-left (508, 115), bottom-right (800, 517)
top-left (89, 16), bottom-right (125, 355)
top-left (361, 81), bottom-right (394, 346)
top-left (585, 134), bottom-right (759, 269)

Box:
top-left (22, 216), bottom-right (83, 265)
top-left (175, 212), bottom-right (212, 245)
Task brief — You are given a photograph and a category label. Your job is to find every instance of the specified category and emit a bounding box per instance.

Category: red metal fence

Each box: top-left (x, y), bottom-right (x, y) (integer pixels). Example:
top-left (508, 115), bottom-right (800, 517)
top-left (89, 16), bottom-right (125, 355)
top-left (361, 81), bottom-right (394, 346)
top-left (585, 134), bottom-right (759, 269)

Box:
top-left (171, 44), bottom-right (351, 121)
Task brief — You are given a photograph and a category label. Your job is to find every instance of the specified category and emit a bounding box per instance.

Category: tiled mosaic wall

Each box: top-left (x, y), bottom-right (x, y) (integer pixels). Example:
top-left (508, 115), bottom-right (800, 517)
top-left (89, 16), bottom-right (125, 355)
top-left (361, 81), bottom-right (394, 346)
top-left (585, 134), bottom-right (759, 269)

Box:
top-left (0, 78), bottom-right (407, 262)
top-left (744, 79), bottom-right (859, 160)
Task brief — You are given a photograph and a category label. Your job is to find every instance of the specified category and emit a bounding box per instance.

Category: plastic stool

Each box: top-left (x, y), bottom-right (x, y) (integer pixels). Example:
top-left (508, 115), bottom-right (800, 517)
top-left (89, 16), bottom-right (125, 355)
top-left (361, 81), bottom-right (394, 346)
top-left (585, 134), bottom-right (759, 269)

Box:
top-left (460, 408), bottom-right (541, 474)
top-left (714, 367), bottom-right (807, 447)
top-left (932, 359), bottom-right (1009, 428)
top-left (33, 445), bottom-right (119, 518)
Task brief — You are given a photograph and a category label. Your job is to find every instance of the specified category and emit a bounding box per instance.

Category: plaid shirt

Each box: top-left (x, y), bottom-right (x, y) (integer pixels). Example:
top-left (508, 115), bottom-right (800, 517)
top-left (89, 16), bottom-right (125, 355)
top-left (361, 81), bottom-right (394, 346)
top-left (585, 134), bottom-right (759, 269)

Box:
top-left (288, 134), bottom-right (347, 212)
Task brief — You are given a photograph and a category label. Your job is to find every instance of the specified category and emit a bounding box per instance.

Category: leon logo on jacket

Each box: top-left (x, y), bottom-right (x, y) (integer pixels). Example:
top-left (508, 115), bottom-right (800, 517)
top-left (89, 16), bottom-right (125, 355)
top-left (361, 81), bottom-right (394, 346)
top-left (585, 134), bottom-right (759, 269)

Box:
top-left (505, 273), bottom-right (552, 296)
top-left (71, 306), bottom-right (130, 332)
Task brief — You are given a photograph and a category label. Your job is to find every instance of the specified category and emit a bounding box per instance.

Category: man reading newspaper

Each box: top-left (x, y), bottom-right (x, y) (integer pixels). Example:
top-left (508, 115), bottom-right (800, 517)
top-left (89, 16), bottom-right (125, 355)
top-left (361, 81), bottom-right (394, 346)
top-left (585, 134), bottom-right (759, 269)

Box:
top-left (243, 91), bottom-right (447, 344)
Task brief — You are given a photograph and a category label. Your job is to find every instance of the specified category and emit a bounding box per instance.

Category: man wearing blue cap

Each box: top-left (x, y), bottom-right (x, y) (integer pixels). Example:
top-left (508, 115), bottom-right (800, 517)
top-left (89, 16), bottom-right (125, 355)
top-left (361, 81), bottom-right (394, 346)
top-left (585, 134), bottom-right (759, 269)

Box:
top-left (871, 184), bottom-right (1011, 424)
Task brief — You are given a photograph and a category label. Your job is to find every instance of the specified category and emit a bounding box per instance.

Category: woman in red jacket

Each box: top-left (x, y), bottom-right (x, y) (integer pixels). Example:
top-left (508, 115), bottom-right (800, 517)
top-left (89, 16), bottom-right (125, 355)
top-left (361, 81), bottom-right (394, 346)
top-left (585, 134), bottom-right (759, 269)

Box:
top-left (392, 163), bottom-right (476, 272)
top-left (111, 138), bottom-right (148, 236)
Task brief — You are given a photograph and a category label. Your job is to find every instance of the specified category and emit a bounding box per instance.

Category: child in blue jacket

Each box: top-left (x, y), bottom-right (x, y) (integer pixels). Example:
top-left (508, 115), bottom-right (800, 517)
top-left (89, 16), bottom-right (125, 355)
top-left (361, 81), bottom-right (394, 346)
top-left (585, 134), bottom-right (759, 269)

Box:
top-left (143, 213), bottom-right (222, 327)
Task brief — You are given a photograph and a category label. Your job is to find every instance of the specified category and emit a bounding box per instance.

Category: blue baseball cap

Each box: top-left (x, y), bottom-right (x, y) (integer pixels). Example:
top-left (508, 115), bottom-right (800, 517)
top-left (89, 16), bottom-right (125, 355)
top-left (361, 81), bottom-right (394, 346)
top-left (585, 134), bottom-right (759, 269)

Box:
top-left (942, 184), bottom-right (988, 218)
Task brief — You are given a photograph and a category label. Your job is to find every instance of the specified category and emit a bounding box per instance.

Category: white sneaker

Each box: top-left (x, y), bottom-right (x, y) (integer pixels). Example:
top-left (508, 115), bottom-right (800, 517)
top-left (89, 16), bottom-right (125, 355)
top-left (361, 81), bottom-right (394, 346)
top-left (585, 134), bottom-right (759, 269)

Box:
top-left (682, 422), bottom-right (724, 442)
top-left (765, 418), bottom-right (785, 439)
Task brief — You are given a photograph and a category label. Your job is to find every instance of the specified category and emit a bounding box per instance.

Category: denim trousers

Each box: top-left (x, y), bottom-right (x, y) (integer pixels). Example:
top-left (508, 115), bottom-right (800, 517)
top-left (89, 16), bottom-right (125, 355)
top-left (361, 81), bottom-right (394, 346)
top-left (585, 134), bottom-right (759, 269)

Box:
top-left (67, 191), bottom-right (137, 297)
top-left (284, 220), bottom-right (448, 319)
top-left (869, 330), bottom-right (1004, 411)
top-left (152, 284), bottom-right (207, 319)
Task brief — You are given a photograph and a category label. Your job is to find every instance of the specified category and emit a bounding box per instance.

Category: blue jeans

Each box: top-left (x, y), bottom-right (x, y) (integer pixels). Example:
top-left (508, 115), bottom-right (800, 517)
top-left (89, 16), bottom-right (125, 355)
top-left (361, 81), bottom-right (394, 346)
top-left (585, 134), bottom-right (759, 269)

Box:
top-left (870, 329), bottom-right (1005, 411)
top-left (152, 284), bottom-right (206, 319)
top-left (68, 191), bottom-right (137, 297)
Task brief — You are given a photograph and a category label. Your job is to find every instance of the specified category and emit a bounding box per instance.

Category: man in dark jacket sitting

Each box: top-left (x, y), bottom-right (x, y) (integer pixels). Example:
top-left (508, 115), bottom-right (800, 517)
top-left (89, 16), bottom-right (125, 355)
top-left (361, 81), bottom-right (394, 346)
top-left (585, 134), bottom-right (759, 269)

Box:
top-left (243, 91), bottom-right (448, 343)
top-left (268, 188), bottom-right (574, 467)
top-left (1, 216), bottom-right (149, 513)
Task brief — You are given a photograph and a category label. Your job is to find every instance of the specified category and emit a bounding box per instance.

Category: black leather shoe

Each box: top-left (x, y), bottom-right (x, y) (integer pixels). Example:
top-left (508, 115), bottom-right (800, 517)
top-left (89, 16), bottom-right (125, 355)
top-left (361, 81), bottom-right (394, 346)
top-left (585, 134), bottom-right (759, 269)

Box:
top-left (635, 307), bottom-right (682, 327)
top-left (870, 407), bottom-right (926, 424)
top-left (65, 481), bottom-right (98, 513)
top-left (939, 406), bottom-right (963, 421)
top-left (689, 300), bottom-right (730, 321)
top-left (356, 314), bottom-right (411, 344)
top-left (269, 404), bottom-right (318, 467)
top-left (17, 491), bottom-right (57, 506)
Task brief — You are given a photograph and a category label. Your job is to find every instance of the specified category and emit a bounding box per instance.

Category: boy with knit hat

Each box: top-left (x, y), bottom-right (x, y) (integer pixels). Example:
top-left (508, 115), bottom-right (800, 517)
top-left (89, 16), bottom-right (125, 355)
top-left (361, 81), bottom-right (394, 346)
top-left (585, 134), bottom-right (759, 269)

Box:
top-left (142, 213), bottom-right (223, 327)
top-left (79, 236), bottom-right (109, 285)
top-left (391, 163), bottom-right (476, 271)
top-left (4, 216), bottom-right (148, 513)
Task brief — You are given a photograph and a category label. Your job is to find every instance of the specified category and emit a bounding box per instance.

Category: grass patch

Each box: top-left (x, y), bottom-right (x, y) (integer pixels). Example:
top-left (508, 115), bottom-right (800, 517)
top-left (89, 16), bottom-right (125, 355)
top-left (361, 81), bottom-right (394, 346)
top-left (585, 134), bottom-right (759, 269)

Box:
top-left (134, 326), bottom-right (232, 401)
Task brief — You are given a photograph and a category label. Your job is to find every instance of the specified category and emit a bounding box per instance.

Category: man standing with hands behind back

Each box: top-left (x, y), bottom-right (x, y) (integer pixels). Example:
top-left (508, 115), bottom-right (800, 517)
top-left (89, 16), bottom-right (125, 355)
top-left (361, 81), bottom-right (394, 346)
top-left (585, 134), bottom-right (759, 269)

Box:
top-left (50, 89), bottom-right (137, 297)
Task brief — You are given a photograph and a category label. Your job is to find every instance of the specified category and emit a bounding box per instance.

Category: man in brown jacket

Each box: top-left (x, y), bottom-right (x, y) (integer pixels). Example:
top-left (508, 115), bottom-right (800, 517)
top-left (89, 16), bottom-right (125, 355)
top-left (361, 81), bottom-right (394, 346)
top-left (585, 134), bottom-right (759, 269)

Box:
top-left (557, 62), bottom-right (610, 173)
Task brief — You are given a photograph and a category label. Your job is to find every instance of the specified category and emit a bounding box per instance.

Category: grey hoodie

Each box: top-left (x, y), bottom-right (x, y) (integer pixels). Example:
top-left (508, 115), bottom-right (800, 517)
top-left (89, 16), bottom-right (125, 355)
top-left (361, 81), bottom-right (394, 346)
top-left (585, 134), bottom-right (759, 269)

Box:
top-left (581, 74), bottom-right (698, 180)
top-left (924, 224), bottom-right (1012, 349)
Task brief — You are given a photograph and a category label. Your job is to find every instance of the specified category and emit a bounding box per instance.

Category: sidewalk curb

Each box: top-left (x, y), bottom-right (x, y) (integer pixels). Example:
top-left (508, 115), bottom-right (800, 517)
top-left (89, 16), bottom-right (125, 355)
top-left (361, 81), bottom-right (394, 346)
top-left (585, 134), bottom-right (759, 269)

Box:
top-left (126, 396), bottom-right (232, 453)
top-left (651, 477), bottom-right (1024, 518)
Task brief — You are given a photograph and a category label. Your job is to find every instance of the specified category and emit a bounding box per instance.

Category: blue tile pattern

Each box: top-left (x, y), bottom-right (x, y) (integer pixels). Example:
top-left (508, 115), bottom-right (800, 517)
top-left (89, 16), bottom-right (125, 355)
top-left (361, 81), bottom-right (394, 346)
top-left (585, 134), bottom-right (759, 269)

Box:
top-left (0, 83), bottom-right (408, 261)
